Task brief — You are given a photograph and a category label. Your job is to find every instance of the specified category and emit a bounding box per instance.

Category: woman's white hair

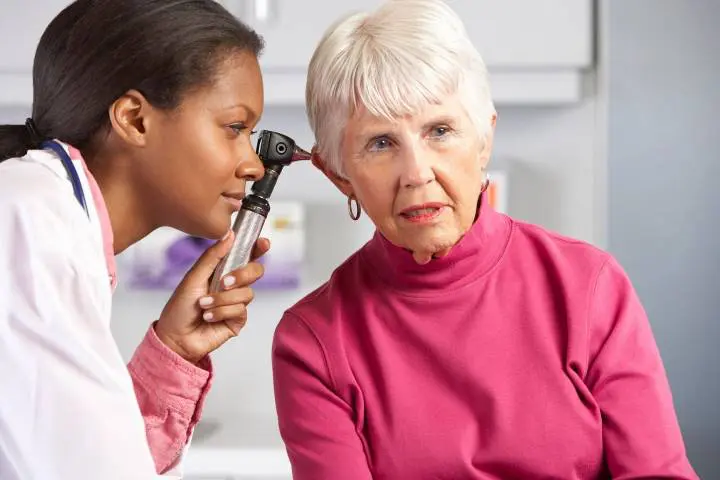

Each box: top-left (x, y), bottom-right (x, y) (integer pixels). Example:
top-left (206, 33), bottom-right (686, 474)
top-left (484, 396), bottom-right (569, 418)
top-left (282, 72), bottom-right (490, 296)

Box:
top-left (306, 0), bottom-right (496, 176)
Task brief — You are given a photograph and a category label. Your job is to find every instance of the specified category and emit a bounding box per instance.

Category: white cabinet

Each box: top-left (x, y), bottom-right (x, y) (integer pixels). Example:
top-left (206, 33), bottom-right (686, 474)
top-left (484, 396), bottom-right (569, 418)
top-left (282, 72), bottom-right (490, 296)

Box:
top-left (452, 0), bottom-right (593, 68)
top-left (229, 0), bottom-right (592, 70)
top-left (225, 0), bottom-right (384, 70)
top-left (452, 0), bottom-right (594, 104)
top-left (218, 0), bottom-right (385, 104)
top-left (0, 0), bottom-right (594, 107)
top-left (224, 0), bottom-right (594, 105)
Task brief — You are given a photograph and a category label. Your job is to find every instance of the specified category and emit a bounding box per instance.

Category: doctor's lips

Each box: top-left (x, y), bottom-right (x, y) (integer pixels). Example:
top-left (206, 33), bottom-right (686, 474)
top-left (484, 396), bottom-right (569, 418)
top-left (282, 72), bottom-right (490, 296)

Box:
top-left (222, 191), bottom-right (245, 210)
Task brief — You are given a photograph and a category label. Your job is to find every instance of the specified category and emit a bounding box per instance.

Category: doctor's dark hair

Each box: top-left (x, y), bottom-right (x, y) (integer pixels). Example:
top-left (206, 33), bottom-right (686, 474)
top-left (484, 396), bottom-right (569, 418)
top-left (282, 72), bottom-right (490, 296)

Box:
top-left (0, 0), bottom-right (264, 161)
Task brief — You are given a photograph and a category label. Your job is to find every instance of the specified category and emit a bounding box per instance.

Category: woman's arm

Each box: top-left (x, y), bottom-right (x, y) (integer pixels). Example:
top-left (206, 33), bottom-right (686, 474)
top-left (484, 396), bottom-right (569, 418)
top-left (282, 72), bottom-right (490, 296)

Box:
top-left (272, 311), bottom-right (373, 480)
top-left (127, 325), bottom-right (212, 475)
top-left (585, 256), bottom-right (698, 479)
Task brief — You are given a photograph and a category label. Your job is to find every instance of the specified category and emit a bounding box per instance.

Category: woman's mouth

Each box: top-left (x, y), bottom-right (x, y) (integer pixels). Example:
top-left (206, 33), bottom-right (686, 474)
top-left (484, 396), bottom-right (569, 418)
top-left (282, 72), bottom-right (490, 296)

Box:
top-left (399, 204), bottom-right (446, 223)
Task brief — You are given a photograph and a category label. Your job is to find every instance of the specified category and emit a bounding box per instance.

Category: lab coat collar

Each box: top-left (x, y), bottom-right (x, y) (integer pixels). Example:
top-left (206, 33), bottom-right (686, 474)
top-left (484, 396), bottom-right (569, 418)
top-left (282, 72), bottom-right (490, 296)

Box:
top-left (54, 142), bottom-right (118, 290)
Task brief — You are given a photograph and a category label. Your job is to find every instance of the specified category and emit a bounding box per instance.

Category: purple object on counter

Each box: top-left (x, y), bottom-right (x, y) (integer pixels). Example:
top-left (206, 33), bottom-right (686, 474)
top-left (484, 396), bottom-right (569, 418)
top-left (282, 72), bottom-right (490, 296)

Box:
top-left (128, 235), bottom-right (285, 290)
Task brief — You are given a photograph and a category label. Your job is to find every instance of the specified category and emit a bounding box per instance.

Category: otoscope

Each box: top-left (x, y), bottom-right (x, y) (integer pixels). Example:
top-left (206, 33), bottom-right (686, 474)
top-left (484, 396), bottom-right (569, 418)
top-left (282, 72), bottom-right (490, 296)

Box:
top-left (209, 130), bottom-right (311, 292)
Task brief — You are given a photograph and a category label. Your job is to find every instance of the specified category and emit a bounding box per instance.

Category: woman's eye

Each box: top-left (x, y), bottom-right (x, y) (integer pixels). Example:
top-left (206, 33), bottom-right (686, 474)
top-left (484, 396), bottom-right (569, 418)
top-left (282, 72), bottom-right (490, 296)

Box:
top-left (429, 125), bottom-right (450, 138)
top-left (368, 136), bottom-right (391, 152)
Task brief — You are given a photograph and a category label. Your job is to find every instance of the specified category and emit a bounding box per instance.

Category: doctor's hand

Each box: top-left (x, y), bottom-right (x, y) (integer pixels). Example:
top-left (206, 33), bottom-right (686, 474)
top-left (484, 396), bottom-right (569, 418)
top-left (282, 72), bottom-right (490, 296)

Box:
top-left (154, 231), bottom-right (270, 364)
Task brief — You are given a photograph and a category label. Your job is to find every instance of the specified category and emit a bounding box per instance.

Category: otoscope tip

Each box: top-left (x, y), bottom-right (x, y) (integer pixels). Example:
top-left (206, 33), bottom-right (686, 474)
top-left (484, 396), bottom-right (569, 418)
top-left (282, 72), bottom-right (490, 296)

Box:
top-left (291, 145), bottom-right (312, 162)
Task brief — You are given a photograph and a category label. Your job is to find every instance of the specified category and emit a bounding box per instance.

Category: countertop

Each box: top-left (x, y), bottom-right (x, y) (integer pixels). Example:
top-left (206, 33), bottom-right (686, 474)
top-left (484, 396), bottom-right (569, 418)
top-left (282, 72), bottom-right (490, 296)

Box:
top-left (184, 416), bottom-right (291, 479)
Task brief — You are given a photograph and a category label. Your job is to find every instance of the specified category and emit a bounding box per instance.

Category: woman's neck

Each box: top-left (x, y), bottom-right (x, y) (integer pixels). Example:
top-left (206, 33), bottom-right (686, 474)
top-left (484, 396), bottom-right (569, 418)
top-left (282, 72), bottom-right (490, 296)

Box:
top-left (83, 148), bottom-right (156, 254)
top-left (362, 193), bottom-right (512, 294)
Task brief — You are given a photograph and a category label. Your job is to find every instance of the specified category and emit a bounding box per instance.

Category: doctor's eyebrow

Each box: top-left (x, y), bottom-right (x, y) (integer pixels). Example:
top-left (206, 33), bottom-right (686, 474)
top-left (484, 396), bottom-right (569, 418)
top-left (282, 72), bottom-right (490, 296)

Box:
top-left (222, 103), bottom-right (260, 123)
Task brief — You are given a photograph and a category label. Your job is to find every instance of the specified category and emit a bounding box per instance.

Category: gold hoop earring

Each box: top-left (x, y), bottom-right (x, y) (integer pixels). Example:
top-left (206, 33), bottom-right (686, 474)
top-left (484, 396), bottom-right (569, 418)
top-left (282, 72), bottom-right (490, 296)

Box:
top-left (347, 195), bottom-right (362, 221)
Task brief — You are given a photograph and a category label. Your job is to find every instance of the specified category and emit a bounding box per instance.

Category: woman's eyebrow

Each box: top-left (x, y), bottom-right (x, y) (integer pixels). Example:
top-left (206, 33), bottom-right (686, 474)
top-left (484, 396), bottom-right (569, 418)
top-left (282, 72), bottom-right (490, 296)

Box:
top-left (357, 125), bottom-right (398, 141)
top-left (421, 116), bottom-right (457, 129)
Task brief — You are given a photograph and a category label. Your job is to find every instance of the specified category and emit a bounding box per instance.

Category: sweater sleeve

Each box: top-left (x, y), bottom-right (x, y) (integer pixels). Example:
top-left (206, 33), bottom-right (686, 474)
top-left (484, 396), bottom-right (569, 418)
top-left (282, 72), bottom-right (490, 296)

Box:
top-left (127, 324), bottom-right (213, 475)
top-left (272, 311), bottom-right (373, 480)
top-left (585, 256), bottom-right (698, 479)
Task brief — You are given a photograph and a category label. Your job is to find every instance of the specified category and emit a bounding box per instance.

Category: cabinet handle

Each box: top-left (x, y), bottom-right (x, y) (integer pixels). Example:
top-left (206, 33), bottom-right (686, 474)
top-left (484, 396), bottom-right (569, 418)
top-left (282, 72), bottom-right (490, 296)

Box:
top-left (254, 0), bottom-right (270, 22)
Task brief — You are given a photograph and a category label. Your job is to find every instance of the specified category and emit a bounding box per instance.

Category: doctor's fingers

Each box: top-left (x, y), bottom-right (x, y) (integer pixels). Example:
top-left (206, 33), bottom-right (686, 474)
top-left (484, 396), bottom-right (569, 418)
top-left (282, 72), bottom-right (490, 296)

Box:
top-left (217, 261), bottom-right (265, 291)
top-left (201, 303), bottom-right (248, 325)
top-left (250, 237), bottom-right (271, 261)
top-left (198, 286), bottom-right (255, 310)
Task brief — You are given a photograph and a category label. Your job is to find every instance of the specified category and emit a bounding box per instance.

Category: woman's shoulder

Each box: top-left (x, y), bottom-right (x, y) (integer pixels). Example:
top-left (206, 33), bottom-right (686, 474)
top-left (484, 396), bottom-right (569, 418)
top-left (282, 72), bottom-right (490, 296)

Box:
top-left (505, 218), bottom-right (644, 336)
top-left (508, 216), bottom-right (610, 266)
top-left (272, 248), bottom-right (371, 380)
top-left (281, 246), bottom-right (369, 327)
top-left (501, 216), bottom-right (621, 293)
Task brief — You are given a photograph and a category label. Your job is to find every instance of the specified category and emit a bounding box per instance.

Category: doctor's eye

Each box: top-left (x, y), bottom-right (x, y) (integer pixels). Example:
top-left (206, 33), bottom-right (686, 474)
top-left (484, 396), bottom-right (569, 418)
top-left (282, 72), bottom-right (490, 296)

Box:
top-left (227, 122), bottom-right (252, 137)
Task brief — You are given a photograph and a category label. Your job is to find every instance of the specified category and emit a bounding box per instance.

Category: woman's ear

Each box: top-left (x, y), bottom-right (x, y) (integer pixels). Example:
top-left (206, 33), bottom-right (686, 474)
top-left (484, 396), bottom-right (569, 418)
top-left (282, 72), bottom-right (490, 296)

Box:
top-left (479, 112), bottom-right (498, 169)
top-left (311, 146), bottom-right (354, 197)
top-left (108, 89), bottom-right (153, 147)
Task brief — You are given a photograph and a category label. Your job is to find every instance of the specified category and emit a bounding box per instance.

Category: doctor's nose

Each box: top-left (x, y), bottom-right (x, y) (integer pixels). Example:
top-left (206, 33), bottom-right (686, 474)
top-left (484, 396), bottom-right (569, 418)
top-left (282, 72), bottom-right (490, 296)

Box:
top-left (236, 148), bottom-right (264, 181)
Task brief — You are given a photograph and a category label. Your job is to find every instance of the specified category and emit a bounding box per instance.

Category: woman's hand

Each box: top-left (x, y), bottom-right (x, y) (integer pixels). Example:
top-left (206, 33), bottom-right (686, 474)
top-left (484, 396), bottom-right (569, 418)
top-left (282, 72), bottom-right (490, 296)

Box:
top-left (154, 231), bottom-right (270, 364)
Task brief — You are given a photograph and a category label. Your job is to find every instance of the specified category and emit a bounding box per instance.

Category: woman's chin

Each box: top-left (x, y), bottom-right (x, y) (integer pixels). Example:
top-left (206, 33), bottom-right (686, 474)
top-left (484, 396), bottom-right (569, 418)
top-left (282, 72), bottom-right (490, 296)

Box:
top-left (399, 230), bottom-right (461, 256)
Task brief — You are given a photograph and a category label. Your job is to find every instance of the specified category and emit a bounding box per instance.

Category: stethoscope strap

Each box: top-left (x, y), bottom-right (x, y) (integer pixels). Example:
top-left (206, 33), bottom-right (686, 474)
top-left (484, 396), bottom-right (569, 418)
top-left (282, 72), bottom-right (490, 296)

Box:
top-left (41, 140), bottom-right (90, 218)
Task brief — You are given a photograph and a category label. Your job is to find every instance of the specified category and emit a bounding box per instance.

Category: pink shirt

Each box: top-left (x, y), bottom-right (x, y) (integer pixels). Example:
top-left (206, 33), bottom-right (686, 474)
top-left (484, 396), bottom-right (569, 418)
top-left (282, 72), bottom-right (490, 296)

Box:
top-left (272, 195), bottom-right (697, 479)
top-left (74, 146), bottom-right (213, 473)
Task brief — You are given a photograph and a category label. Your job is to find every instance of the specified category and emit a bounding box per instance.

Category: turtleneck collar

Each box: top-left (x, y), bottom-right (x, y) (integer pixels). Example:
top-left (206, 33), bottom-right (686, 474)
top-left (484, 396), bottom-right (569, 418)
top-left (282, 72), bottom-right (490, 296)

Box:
top-left (362, 192), bottom-right (512, 295)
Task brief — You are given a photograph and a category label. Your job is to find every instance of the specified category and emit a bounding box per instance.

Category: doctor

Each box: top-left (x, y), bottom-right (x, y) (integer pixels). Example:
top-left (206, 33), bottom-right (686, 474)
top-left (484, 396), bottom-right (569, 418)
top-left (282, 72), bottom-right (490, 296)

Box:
top-left (0, 1), bottom-right (268, 479)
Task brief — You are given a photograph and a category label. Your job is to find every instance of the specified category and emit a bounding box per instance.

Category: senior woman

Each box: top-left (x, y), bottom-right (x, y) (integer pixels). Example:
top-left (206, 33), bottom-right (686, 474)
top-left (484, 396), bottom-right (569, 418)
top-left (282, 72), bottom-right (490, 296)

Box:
top-left (272, 1), bottom-right (697, 479)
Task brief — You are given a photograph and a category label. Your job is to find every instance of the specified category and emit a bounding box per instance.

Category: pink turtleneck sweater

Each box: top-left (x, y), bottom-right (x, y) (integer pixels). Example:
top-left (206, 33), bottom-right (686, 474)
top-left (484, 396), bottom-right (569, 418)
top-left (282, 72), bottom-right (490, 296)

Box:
top-left (272, 196), bottom-right (697, 480)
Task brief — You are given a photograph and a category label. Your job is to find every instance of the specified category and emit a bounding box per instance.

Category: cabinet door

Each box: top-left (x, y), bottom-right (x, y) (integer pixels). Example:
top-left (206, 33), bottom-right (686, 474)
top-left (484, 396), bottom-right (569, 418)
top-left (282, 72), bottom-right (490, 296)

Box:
top-left (226, 0), bottom-right (384, 70)
top-left (450, 0), bottom-right (593, 68)
top-left (0, 1), bottom-right (72, 72)
top-left (224, 0), bottom-right (592, 71)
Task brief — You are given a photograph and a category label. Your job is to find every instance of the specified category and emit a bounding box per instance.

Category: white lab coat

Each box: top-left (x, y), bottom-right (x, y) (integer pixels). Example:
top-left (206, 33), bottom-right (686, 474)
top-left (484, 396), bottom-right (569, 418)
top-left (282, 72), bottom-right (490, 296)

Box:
top-left (0, 146), bottom-right (189, 479)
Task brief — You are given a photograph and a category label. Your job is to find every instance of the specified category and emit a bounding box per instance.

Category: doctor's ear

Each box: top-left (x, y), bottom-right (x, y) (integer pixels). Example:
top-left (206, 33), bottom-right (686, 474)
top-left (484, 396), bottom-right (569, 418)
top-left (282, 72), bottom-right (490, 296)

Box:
top-left (108, 90), bottom-right (154, 147)
top-left (311, 146), bottom-right (354, 197)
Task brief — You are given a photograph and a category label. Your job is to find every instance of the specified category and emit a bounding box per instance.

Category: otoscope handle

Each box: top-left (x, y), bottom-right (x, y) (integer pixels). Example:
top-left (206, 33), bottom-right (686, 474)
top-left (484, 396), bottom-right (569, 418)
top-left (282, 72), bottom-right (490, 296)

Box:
top-left (209, 195), bottom-right (269, 293)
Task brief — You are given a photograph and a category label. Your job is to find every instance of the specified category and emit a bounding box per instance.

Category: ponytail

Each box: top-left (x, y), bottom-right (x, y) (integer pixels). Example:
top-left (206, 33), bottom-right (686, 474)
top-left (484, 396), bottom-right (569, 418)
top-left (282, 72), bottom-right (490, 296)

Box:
top-left (0, 119), bottom-right (43, 162)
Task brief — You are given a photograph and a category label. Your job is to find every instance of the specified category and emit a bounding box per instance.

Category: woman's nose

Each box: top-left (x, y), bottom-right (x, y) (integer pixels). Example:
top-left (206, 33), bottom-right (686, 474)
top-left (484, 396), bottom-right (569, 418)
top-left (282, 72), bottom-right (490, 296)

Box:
top-left (401, 148), bottom-right (435, 188)
top-left (236, 148), bottom-right (264, 182)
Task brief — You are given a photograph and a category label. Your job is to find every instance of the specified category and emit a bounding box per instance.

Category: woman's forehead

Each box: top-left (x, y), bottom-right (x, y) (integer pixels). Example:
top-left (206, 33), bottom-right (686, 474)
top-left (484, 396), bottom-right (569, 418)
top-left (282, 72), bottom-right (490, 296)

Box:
top-left (347, 94), bottom-right (467, 131)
